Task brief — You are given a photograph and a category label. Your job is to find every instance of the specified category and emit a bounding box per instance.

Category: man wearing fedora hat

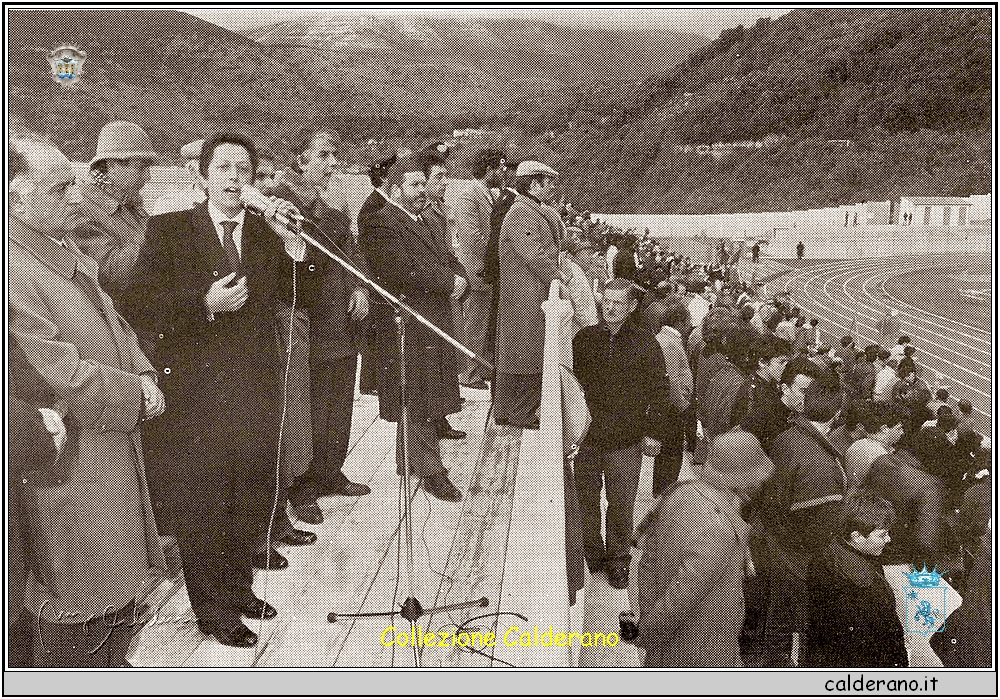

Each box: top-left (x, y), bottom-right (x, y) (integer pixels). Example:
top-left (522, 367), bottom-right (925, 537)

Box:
top-left (72, 121), bottom-right (159, 302)
top-left (494, 160), bottom-right (568, 428)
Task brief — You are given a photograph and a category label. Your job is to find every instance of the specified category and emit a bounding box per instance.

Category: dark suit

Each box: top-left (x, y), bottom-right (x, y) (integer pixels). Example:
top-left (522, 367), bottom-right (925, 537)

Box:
top-left (357, 188), bottom-right (389, 394)
top-left (366, 201), bottom-right (465, 476)
top-left (275, 172), bottom-right (369, 503)
top-left (484, 188), bottom-right (517, 363)
top-left (122, 202), bottom-right (319, 629)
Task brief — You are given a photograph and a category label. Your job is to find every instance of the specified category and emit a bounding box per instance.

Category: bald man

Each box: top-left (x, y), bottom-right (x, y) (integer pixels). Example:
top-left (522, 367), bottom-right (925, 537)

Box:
top-left (9, 136), bottom-right (166, 666)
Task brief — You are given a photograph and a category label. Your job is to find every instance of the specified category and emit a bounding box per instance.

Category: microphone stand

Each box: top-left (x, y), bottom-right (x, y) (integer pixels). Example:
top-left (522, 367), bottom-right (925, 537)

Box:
top-left (288, 217), bottom-right (491, 666)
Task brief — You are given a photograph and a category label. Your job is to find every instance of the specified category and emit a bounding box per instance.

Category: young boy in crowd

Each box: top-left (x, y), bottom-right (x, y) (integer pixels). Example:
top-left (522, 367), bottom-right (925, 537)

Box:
top-left (803, 493), bottom-right (907, 668)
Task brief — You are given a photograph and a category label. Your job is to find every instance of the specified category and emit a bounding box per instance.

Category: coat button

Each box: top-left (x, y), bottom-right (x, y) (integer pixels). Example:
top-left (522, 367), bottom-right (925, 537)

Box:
top-left (308, 264), bottom-right (316, 272)
top-left (163, 367), bottom-right (171, 375)
top-left (158, 333), bottom-right (165, 339)
top-left (213, 270), bottom-right (219, 277)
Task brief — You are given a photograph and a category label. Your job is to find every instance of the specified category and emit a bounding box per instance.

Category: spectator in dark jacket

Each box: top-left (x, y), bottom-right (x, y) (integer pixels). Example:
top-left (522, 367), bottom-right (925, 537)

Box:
top-left (864, 442), bottom-right (948, 569)
top-left (9, 333), bottom-right (66, 667)
top-left (754, 370), bottom-right (846, 667)
top-left (731, 335), bottom-right (793, 453)
top-left (573, 278), bottom-right (670, 589)
top-left (803, 493), bottom-right (907, 668)
top-left (850, 345), bottom-right (880, 401)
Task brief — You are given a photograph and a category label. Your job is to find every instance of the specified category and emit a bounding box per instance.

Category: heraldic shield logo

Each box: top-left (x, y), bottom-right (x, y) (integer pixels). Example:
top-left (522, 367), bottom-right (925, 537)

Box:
top-left (904, 565), bottom-right (947, 636)
top-left (47, 45), bottom-right (86, 86)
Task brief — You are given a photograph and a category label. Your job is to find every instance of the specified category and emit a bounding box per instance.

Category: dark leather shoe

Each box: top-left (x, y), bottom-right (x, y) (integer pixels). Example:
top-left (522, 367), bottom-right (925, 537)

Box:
top-left (240, 598), bottom-right (277, 620)
top-left (320, 477), bottom-right (371, 497)
top-left (437, 424), bottom-right (467, 440)
top-left (278, 528), bottom-right (317, 546)
top-left (421, 473), bottom-right (462, 502)
top-left (198, 620), bottom-right (258, 648)
top-left (586, 559), bottom-right (604, 575)
top-left (607, 566), bottom-right (629, 590)
top-left (460, 380), bottom-right (489, 390)
top-left (252, 549), bottom-right (288, 570)
top-left (295, 503), bottom-right (324, 525)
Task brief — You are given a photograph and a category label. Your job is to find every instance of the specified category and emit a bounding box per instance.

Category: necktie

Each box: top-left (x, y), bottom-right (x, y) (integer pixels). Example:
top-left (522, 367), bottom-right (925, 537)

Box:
top-left (220, 220), bottom-right (241, 276)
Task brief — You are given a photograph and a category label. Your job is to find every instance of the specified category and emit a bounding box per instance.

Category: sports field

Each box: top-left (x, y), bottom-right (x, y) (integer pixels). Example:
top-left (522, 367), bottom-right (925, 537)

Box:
top-left (758, 253), bottom-right (994, 436)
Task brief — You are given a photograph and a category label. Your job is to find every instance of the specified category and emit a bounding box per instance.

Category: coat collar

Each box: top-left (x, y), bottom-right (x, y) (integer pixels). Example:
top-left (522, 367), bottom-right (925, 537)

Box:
top-left (188, 201), bottom-right (228, 260)
top-left (790, 413), bottom-right (843, 460)
top-left (472, 180), bottom-right (495, 206)
top-left (9, 215), bottom-right (92, 280)
top-left (381, 199), bottom-right (443, 255)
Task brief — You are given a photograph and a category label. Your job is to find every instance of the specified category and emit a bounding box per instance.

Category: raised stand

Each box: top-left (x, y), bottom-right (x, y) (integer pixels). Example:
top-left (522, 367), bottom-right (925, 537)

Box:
top-left (288, 218), bottom-right (492, 667)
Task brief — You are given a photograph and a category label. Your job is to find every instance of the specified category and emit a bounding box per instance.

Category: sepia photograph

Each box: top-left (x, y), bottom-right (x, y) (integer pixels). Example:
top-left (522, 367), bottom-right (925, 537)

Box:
top-left (5, 2), bottom-right (995, 694)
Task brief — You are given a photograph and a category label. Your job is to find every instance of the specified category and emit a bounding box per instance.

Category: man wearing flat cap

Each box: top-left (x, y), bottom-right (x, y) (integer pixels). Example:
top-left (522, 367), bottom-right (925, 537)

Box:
top-left (494, 160), bottom-right (567, 428)
top-left (71, 121), bottom-right (159, 302)
top-left (151, 139), bottom-right (206, 216)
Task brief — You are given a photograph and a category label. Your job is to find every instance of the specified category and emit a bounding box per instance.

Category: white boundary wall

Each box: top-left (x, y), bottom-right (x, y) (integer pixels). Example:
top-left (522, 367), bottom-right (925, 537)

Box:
top-left (80, 163), bottom-right (990, 260)
top-left (593, 207), bottom-right (992, 259)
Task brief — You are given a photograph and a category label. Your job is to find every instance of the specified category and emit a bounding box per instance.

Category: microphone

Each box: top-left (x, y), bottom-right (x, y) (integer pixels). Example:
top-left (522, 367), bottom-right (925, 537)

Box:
top-left (240, 184), bottom-right (303, 230)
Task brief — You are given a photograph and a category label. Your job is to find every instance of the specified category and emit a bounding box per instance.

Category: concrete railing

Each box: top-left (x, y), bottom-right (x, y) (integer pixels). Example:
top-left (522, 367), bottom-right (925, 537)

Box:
top-left (503, 279), bottom-right (575, 666)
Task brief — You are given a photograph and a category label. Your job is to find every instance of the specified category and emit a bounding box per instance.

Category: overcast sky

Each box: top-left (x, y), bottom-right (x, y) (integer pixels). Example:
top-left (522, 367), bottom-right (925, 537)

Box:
top-left (185, 6), bottom-right (795, 39)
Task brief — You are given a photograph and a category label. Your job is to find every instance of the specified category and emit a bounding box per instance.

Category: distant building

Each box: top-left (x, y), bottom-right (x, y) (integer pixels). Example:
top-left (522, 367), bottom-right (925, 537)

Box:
top-left (969, 193), bottom-right (992, 223)
top-left (898, 196), bottom-right (973, 226)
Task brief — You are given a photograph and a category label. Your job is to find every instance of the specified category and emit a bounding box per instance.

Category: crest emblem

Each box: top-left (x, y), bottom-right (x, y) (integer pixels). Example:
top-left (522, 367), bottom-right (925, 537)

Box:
top-left (47, 45), bottom-right (86, 86)
top-left (903, 564), bottom-right (947, 636)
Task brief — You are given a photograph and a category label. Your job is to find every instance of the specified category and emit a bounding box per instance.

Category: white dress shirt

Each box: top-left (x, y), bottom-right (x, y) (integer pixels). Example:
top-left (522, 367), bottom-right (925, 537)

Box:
top-left (207, 201), bottom-right (246, 257)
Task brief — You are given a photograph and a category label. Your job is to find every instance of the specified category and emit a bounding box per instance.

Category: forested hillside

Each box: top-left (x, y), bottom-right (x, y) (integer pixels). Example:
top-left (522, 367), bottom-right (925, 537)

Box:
top-left (552, 8), bottom-right (992, 214)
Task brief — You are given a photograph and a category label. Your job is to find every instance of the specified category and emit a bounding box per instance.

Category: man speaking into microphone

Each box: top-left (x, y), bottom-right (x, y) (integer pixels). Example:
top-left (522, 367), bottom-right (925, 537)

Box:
top-left (123, 133), bottom-right (323, 648)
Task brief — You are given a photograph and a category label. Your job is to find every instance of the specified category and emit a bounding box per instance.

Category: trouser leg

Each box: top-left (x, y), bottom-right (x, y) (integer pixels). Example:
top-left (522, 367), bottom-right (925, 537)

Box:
top-left (459, 289), bottom-right (491, 384)
top-left (573, 445), bottom-right (606, 569)
top-left (291, 355), bottom-right (359, 507)
top-left (493, 373), bottom-right (542, 427)
top-left (652, 424), bottom-right (685, 495)
top-left (9, 610), bottom-right (32, 667)
top-left (603, 442), bottom-right (642, 567)
top-left (261, 485), bottom-right (293, 550)
top-left (395, 419), bottom-right (446, 478)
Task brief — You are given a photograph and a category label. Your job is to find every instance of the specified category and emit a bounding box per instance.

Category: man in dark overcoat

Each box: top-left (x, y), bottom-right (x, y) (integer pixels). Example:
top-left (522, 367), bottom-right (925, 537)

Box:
top-left (365, 154), bottom-right (467, 501)
top-left (356, 154), bottom-right (395, 395)
top-left (122, 133), bottom-right (321, 648)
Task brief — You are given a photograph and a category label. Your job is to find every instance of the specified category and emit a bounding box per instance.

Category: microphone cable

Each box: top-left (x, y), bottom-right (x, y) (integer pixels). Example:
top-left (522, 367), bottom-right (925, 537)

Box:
top-left (256, 213), bottom-right (300, 638)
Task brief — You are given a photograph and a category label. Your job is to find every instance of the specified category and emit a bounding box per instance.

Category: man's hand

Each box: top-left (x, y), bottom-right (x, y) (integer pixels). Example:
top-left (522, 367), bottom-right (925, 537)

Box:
top-left (140, 374), bottom-right (166, 420)
top-left (205, 273), bottom-right (248, 314)
top-left (451, 274), bottom-right (468, 300)
top-left (642, 436), bottom-right (662, 458)
top-left (348, 287), bottom-right (369, 321)
top-left (37, 408), bottom-right (67, 456)
top-left (263, 198), bottom-right (307, 261)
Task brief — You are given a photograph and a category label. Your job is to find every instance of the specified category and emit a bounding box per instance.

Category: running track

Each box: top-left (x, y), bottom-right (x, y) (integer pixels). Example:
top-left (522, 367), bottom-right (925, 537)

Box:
top-left (758, 255), bottom-right (994, 431)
